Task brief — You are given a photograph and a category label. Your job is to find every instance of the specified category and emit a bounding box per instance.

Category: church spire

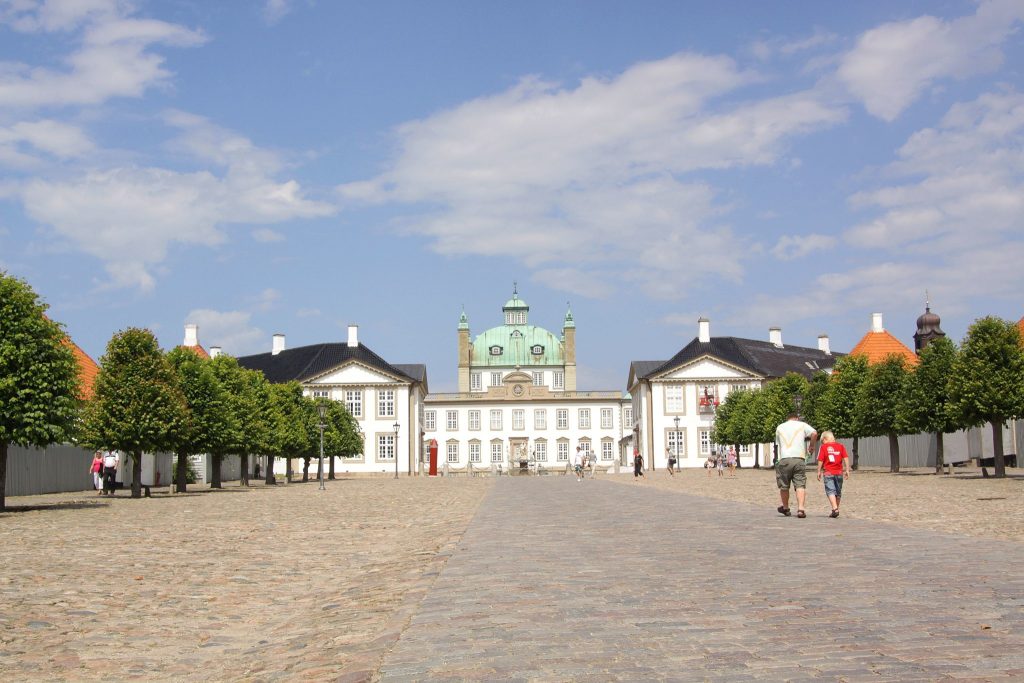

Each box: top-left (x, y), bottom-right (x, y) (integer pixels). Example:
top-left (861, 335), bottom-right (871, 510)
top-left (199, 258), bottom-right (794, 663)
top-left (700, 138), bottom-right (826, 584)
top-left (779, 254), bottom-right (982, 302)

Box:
top-left (563, 301), bottom-right (575, 329)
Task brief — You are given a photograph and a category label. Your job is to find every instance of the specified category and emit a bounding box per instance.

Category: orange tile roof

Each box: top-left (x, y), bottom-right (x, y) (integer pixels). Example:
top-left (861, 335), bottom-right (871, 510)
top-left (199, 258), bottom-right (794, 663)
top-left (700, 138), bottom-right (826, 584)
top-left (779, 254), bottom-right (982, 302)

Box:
top-left (62, 338), bottom-right (100, 400)
top-left (849, 330), bottom-right (919, 366)
top-left (185, 344), bottom-right (210, 359)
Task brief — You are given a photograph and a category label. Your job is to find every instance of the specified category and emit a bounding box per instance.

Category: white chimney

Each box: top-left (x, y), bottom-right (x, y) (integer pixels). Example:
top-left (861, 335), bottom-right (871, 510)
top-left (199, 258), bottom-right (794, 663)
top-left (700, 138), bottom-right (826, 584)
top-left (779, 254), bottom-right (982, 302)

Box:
top-left (818, 334), bottom-right (831, 355)
top-left (769, 327), bottom-right (783, 348)
top-left (272, 333), bottom-right (286, 355)
top-left (347, 324), bottom-right (359, 348)
top-left (209, 346), bottom-right (222, 359)
top-left (871, 313), bottom-right (884, 333)
top-left (183, 323), bottom-right (199, 348)
top-left (698, 317), bottom-right (711, 343)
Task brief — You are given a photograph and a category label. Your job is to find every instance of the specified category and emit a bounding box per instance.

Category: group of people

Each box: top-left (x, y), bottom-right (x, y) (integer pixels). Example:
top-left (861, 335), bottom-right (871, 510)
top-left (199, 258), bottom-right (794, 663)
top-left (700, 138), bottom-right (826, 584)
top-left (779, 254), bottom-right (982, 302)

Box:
top-left (89, 450), bottom-right (120, 496)
top-left (702, 447), bottom-right (738, 477)
top-left (572, 446), bottom-right (596, 481)
top-left (774, 411), bottom-right (851, 518)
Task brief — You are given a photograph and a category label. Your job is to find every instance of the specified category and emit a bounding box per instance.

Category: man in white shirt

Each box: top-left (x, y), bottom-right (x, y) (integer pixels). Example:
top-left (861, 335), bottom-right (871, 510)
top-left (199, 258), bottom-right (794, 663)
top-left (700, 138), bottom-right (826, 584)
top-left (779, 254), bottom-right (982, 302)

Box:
top-left (774, 413), bottom-right (817, 518)
top-left (573, 447), bottom-right (584, 481)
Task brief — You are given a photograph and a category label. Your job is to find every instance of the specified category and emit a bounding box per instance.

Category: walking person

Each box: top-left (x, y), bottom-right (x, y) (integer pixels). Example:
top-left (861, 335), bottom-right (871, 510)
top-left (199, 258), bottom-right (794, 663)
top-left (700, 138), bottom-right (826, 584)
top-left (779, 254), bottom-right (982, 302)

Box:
top-left (774, 412), bottom-right (817, 518)
top-left (704, 455), bottom-right (714, 477)
top-left (726, 447), bottom-right (737, 477)
top-left (816, 431), bottom-right (851, 517)
top-left (633, 448), bottom-right (644, 478)
top-left (90, 451), bottom-right (104, 494)
top-left (102, 450), bottom-right (120, 496)
top-left (715, 450), bottom-right (724, 477)
top-left (573, 446), bottom-right (584, 481)
top-left (665, 447), bottom-right (676, 476)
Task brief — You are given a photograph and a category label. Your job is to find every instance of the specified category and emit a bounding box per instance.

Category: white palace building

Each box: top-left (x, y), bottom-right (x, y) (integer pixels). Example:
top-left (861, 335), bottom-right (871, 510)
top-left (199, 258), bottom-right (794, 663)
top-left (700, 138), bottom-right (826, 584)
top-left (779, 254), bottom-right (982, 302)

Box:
top-left (232, 290), bottom-right (839, 475)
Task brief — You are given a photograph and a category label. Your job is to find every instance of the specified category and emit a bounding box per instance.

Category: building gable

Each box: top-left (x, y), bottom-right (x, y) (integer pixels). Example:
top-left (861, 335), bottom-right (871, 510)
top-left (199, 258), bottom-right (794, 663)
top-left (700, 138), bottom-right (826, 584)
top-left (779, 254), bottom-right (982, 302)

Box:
top-left (652, 355), bottom-right (759, 382)
top-left (309, 361), bottom-right (407, 386)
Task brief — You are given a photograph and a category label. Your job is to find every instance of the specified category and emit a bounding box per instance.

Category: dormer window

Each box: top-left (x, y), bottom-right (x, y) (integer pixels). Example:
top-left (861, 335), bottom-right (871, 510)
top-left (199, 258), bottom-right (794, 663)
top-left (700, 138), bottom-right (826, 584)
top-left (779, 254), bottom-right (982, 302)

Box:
top-left (531, 344), bottom-right (544, 355)
top-left (489, 345), bottom-right (503, 356)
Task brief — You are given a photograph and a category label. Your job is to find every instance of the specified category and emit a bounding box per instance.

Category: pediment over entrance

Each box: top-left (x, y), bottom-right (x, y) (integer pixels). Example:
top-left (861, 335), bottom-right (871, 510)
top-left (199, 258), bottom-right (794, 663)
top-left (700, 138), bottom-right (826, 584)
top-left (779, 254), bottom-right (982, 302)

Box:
top-left (312, 362), bottom-right (404, 385)
top-left (656, 356), bottom-right (756, 381)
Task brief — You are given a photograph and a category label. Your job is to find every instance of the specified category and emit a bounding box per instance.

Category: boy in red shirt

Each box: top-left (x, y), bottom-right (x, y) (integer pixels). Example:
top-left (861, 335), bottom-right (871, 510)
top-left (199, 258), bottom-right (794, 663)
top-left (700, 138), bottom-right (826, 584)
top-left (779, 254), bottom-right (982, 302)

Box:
top-left (816, 431), bottom-right (851, 518)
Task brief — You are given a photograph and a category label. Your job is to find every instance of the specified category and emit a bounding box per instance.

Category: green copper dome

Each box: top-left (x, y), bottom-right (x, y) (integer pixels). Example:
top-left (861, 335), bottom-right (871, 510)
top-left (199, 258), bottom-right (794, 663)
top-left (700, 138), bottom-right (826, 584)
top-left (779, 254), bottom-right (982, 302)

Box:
top-left (503, 293), bottom-right (528, 310)
top-left (471, 325), bottom-right (563, 367)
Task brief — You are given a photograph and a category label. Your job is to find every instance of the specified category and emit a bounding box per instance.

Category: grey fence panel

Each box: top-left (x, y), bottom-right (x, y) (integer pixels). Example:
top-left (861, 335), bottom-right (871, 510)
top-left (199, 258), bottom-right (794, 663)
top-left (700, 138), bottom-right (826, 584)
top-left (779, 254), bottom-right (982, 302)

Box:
top-left (838, 430), bottom-right (973, 468)
top-left (5, 444), bottom-right (94, 496)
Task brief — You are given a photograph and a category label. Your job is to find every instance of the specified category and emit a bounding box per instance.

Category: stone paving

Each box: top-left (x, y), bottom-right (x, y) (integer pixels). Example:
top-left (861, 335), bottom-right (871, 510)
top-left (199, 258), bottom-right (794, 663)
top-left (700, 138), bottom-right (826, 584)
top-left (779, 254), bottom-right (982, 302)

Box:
top-left (379, 476), bottom-right (1024, 681)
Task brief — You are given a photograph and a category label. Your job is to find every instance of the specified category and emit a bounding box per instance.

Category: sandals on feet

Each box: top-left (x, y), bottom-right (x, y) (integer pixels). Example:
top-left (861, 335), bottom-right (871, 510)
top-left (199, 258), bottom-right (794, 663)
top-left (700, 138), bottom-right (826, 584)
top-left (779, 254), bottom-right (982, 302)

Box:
top-left (829, 510), bottom-right (840, 518)
top-left (796, 510), bottom-right (806, 518)
top-left (777, 506), bottom-right (791, 517)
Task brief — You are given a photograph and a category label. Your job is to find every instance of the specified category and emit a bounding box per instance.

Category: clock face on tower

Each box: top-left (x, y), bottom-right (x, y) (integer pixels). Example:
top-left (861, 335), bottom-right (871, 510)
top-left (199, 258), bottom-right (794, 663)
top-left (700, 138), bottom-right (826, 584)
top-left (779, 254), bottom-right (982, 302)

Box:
top-left (512, 384), bottom-right (524, 396)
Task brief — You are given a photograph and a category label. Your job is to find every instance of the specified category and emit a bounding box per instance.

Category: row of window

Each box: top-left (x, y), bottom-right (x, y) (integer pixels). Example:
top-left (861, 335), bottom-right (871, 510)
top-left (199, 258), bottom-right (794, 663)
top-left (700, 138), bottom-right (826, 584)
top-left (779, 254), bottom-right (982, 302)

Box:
top-left (311, 388), bottom-right (396, 419)
top-left (664, 428), bottom-right (752, 457)
top-left (469, 370), bottom-right (565, 391)
top-left (663, 383), bottom-right (751, 413)
top-left (425, 407), bottom-right (618, 431)
top-left (442, 439), bottom-right (617, 463)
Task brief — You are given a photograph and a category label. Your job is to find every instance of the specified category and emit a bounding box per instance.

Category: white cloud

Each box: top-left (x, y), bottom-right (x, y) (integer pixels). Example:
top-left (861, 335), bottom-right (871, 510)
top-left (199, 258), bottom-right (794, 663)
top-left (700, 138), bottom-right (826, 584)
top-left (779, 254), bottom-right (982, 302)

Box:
top-left (0, 2), bottom-right (205, 110)
top-left (262, 0), bottom-right (293, 25)
top-left (340, 52), bottom-right (845, 299)
top-left (838, 0), bottom-right (1024, 121)
top-left (770, 233), bottom-right (836, 261)
top-left (252, 227), bottom-right (284, 242)
top-left (751, 28), bottom-right (838, 61)
top-left (184, 308), bottom-right (266, 357)
top-left (18, 113), bottom-right (335, 290)
top-left (253, 287), bottom-right (280, 311)
top-left (0, 119), bottom-right (94, 166)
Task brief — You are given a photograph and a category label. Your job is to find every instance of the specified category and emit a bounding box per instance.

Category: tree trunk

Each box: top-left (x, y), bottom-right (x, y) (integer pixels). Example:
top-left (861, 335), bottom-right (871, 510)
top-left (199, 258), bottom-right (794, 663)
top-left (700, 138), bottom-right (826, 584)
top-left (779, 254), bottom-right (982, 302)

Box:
top-left (888, 432), bottom-right (900, 473)
top-left (852, 436), bottom-right (860, 471)
top-left (302, 456), bottom-right (310, 482)
top-left (0, 441), bottom-right (8, 512)
top-left (772, 442), bottom-right (778, 467)
top-left (733, 444), bottom-right (742, 468)
top-left (240, 454), bottom-right (249, 487)
top-left (131, 451), bottom-right (142, 498)
top-left (753, 443), bottom-right (760, 469)
top-left (175, 452), bottom-right (188, 493)
top-left (329, 454), bottom-right (335, 480)
top-left (265, 457), bottom-right (275, 485)
top-left (211, 454), bottom-right (222, 489)
top-left (286, 457), bottom-right (293, 483)
top-left (992, 420), bottom-right (1007, 478)
top-left (935, 431), bottom-right (944, 474)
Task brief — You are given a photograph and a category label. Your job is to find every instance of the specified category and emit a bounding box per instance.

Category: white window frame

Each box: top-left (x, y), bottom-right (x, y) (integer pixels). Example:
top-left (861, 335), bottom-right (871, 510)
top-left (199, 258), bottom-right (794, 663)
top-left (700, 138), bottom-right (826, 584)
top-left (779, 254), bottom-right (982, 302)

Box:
top-left (424, 410), bottom-right (436, 431)
top-left (512, 409), bottom-right (525, 430)
top-left (446, 410), bottom-right (458, 431)
top-left (489, 409), bottom-right (502, 431)
top-left (490, 372), bottom-right (502, 387)
top-left (377, 434), bottom-right (396, 461)
top-left (345, 390), bottom-right (362, 418)
top-left (668, 429), bottom-right (686, 458)
top-left (699, 429), bottom-right (713, 456)
top-left (739, 444), bottom-right (750, 454)
top-left (624, 406), bottom-right (633, 427)
top-left (534, 440), bottom-right (547, 462)
top-left (532, 371), bottom-right (543, 386)
top-left (534, 408), bottom-right (547, 430)
top-left (490, 442), bottom-right (503, 463)
top-left (578, 408), bottom-right (591, 429)
top-left (553, 371), bottom-right (564, 390)
top-left (377, 389), bottom-right (395, 418)
top-left (665, 384), bottom-right (684, 414)
top-left (579, 440), bottom-right (591, 456)
top-left (556, 409), bottom-right (568, 430)
top-left (471, 372), bottom-right (482, 391)
top-left (556, 441), bottom-right (569, 462)
top-left (447, 441), bottom-right (459, 463)
top-left (601, 440), bottom-right (614, 460)
top-left (468, 410), bottom-right (481, 431)
top-left (600, 407), bottom-right (613, 429)
top-left (469, 441), bottom-right (482, 463)
top-left (312, 389), bottom-right (330, 399)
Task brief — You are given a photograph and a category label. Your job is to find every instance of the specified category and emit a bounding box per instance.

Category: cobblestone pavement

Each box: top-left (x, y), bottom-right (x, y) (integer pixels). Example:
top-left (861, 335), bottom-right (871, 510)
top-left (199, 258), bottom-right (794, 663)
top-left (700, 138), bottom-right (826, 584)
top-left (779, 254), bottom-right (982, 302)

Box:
top-left (379, 476), bottom-right (1024, 681)
top-left (0, 478), bottom-right (491, 682)
top-left (636, 466), bottom-right (1024, 542)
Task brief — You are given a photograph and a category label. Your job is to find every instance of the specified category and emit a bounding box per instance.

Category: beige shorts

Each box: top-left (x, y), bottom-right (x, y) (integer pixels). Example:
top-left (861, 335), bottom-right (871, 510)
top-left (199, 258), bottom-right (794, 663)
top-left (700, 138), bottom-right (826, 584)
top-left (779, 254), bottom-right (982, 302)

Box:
top-left (775, 458), bottom-right (806, 490)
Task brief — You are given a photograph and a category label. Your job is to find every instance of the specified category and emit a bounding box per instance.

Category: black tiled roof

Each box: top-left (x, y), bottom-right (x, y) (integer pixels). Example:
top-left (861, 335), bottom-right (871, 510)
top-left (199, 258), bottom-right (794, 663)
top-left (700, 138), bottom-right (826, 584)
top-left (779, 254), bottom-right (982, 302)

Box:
top-left (236, 343), bottom-right (421, 385)
top-left (636, 337), bottom-right (841, 381)
top-left (393, 364), bottom-right (428, 385)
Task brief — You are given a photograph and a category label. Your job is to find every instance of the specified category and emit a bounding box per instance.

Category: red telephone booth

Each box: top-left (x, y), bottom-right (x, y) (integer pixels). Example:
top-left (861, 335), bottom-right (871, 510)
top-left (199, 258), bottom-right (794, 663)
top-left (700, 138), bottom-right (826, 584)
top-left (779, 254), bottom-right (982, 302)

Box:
top-left (428, 439), bottom-right (438, 476)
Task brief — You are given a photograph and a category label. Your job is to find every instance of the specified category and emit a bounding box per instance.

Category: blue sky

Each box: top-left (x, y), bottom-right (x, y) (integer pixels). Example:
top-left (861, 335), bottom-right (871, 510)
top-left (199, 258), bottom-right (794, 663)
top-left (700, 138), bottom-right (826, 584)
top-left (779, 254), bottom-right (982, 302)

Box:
top-left (2, 0), bottom-right (1023, 392)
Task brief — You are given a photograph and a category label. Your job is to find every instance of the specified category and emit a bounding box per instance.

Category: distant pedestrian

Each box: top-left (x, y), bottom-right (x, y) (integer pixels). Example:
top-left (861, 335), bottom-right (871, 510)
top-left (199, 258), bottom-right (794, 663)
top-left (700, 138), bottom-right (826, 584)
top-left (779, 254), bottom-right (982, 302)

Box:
top-left (90, 451), bottom-right (104, 494)
top-left (573, 446), bottom-right (584, 481)
top-left (726, 447), bottom-right (737, 477)
top-left (102, 450), bottom-right (120, 496)
top-left (816, 431), bottom-right (850, 518)
top-left (665, 447), bottom-right (676, 476)
top-left (715, 451), bottom-right (724, 477)
top-left (774, 412), bottom-right (817, 518)
top-left (704, 455), bottom-right (714, 477)
top-left (633, 448), bottom-right (644, 478)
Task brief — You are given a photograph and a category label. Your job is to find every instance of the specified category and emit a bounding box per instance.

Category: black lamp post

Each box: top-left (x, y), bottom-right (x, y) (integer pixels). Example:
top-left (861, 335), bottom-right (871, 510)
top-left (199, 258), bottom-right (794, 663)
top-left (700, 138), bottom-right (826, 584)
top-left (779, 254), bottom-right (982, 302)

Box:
top-left (317, 402), bottom-right (328, 491)
top-left (794, 393), bottom-right (803, 417)
top-left (393, 421), bottom-right (401, 479)
top-left (673, 415), bottom-right (681, 472)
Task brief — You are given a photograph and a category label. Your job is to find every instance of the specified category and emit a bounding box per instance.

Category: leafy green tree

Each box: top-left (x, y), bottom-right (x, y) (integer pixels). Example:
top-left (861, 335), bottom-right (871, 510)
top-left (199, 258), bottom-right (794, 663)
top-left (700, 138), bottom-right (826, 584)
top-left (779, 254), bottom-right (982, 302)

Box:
top-left (711, 391), bottom-right (742, 453)
top-left (266, 382), bottom-right (311, 484)
top-left (167, 348), bottom-right (236, 492)
top-left (740, 389), bottom-right (771, 468)
top-left (855, 354), bottom-right (910, 472)
top-left (83, 328), bottom-right (188, 497)
top-left (949, 316), bottom-right (1024, 478)
top-left (236, 368), bottom-right (272, 486)
top-left (897, 337), bottom-right (961, 473)
top-left (800, 372), bottom-right (830, 434)
top-left (818, 355), bottom-right (869, 469)
top-left (761, 374), bottom-right (808, 464)
top-left (323, 400), bottom-right (361, 478)
top-left (0, 273), bottom-right (81, 511)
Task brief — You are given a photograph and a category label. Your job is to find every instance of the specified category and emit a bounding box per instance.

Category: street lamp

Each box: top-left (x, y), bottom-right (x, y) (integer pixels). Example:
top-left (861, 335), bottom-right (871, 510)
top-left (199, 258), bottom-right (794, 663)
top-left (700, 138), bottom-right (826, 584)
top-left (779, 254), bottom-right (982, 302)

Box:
top-left (673, 415), bottom-right (681, 472)
top-left (317, 402), bottom-right (328, 491)
top-left (793, 393), bottom-right (803, 417)
top-left (393, 421), bottom-right (401, 479)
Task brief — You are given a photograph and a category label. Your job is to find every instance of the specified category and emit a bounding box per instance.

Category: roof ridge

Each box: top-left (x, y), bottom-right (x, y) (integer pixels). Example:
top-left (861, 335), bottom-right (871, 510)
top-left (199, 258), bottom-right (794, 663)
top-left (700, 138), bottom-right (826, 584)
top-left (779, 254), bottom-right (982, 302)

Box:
top-left (294, 344), bottom-right (330, 381)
